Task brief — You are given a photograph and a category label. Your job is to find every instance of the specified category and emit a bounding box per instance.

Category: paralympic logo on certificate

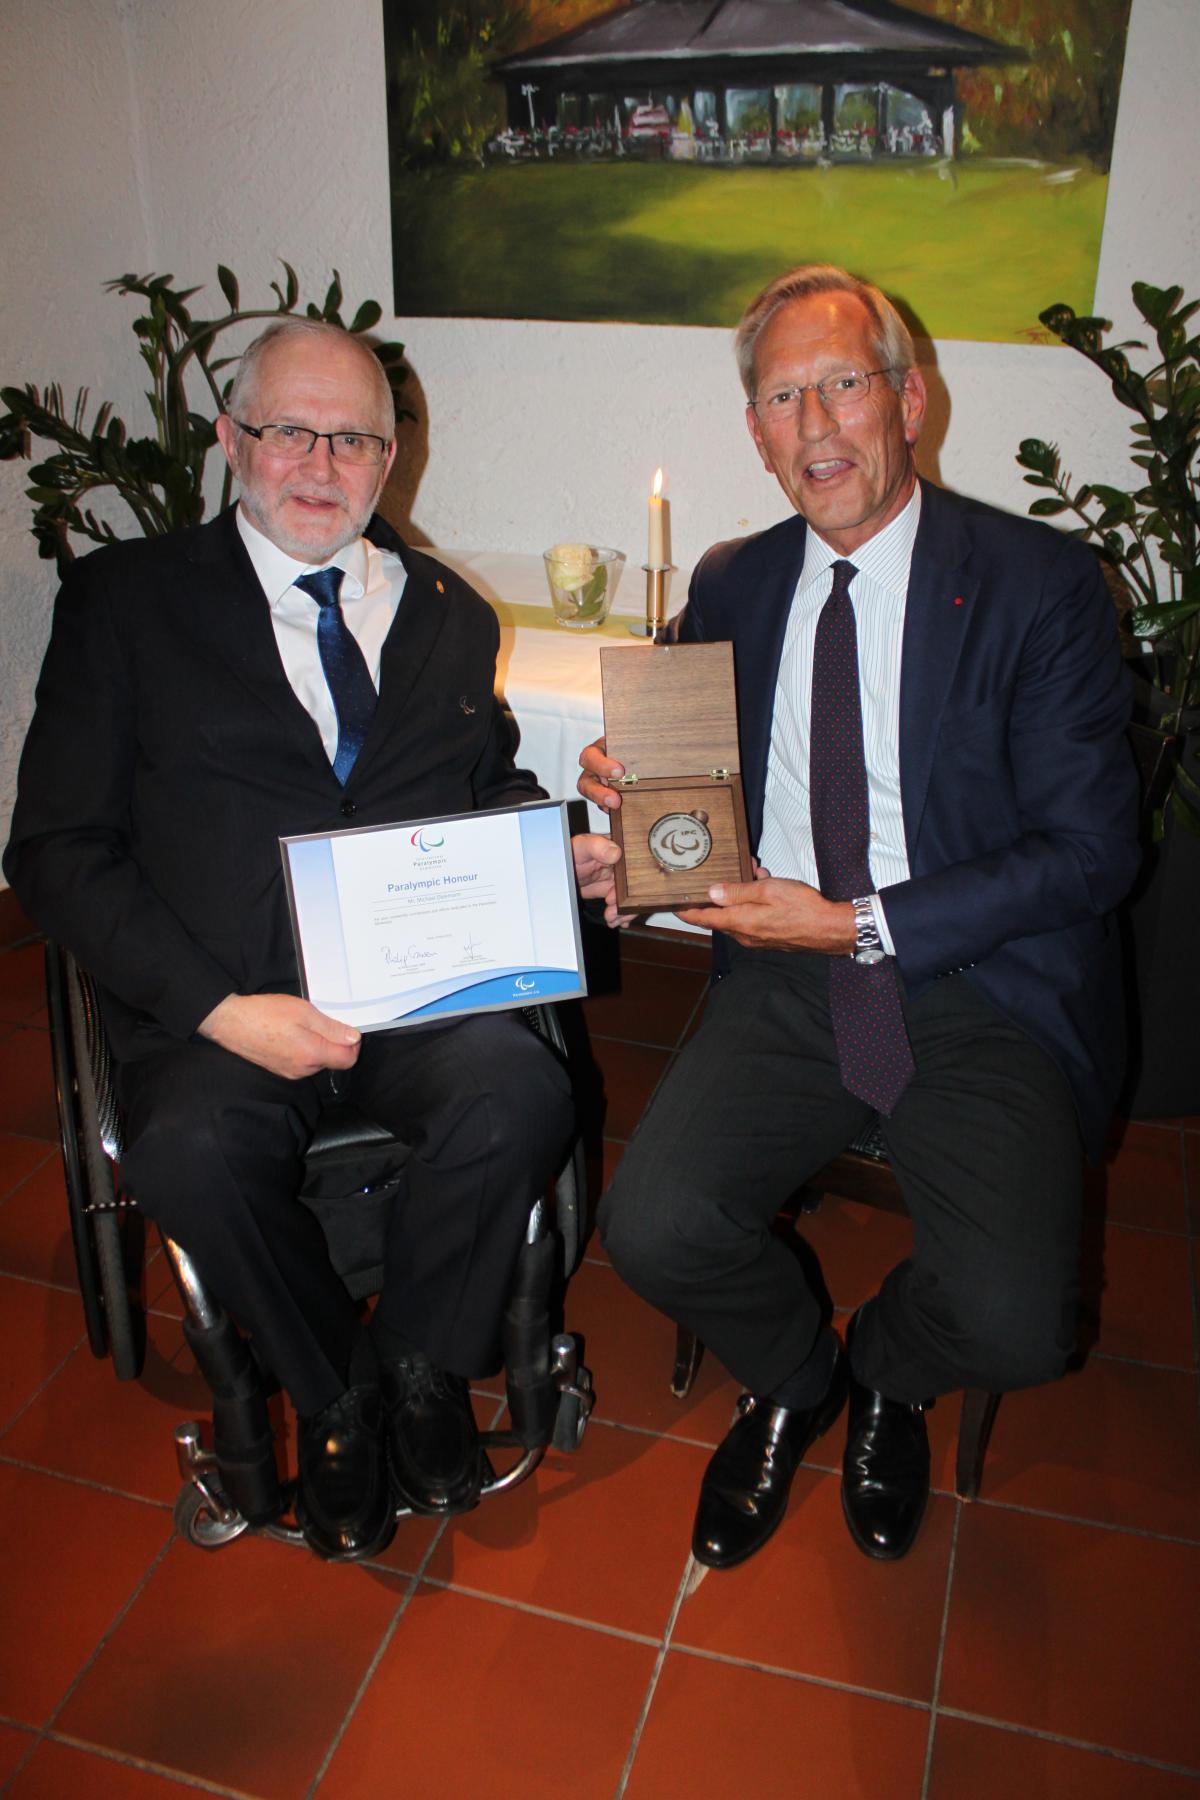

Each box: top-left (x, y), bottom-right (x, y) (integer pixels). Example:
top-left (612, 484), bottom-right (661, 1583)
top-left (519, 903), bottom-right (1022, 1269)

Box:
top-left (280, 801), bottom-right (586, 1029)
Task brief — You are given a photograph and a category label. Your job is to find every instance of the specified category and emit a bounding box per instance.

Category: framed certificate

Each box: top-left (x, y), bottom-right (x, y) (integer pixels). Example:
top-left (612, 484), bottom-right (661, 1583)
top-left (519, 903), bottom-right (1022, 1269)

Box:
top-left (280, 800), bottom-right (586, 1030)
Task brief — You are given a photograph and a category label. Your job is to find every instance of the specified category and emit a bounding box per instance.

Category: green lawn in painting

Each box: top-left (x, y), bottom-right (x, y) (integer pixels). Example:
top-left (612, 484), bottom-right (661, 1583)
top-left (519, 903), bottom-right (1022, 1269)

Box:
top-left (392, 159), bottom-right (1107, 342)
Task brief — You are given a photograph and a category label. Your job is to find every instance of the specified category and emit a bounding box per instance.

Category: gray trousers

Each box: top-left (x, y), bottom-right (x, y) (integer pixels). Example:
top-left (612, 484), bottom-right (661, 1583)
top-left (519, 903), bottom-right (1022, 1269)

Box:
top-left (600, 947), bottom-right (1083, 1405)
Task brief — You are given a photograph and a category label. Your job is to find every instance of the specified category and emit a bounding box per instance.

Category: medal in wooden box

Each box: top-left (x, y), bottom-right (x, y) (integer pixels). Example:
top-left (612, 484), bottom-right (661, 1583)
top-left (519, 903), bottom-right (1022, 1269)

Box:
top-left (600, 641), bottom-right (754, 914)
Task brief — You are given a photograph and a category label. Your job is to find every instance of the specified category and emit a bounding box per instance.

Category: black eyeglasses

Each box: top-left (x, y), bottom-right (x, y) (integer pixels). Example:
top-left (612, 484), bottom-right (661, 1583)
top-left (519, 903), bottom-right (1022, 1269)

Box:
top-left (234, 421), bottom-right (389, 466)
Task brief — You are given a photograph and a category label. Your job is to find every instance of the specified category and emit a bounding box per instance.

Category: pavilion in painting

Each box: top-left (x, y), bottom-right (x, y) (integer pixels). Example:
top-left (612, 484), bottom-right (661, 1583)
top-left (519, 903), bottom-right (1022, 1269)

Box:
top-left (492, 0), bottom-right (1021, 161)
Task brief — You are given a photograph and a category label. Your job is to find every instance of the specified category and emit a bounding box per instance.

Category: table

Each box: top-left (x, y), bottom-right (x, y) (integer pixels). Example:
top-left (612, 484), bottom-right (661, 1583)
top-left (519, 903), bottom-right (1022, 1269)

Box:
top-left (432, 549), bottom-right (690, 827)
top-left (433, 549), bottom-right (701, 934)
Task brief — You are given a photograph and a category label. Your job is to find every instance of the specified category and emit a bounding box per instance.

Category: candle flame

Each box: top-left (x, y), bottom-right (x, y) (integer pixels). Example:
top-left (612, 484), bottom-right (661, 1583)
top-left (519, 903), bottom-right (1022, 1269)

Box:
top-left (651, 467), bottom-right (663, 500)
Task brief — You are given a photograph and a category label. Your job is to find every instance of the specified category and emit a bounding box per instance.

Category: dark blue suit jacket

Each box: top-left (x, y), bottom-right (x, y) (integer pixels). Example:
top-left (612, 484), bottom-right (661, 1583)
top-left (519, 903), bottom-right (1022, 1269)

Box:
top-left (676, 479), bottom-right (1140, 1159)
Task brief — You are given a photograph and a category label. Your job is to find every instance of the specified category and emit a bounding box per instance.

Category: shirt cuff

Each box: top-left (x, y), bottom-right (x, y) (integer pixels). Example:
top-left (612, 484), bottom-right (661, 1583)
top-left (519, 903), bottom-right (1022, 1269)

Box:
top-left (870, 893), bottom-right (896, 957)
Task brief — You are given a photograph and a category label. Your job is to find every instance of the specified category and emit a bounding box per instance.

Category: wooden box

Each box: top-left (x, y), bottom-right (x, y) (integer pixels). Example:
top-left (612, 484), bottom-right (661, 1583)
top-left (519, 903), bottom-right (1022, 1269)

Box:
top-left (600, 642), bottom-right (753, 914)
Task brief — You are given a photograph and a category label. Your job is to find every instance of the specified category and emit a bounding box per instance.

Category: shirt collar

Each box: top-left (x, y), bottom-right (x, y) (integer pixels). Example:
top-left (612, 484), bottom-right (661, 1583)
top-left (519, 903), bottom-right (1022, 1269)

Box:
top-left (799, 480), bottom-right (922, 593)
top-left (235, 505), bottom-right (370, 607)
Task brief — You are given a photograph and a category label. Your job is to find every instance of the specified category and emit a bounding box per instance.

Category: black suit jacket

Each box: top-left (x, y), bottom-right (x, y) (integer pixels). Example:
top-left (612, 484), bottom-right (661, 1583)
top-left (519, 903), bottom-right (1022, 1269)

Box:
top-left (677, 480), bottom-right (1141, 1158)
top-left (5, 507), bottom-right (542, 1061)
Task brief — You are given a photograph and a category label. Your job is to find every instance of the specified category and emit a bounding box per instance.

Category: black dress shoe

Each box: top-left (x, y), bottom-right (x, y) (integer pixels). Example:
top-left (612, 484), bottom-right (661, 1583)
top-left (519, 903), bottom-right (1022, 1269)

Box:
top-left (295, 1382), bottom-right (395, 1562)
top-left (381, 1353), bottom-right (483, 1516)
top-left (841, 1368), bottom-right (930, 1561)
top-left (692, 1348), bottom-right (849, 1569)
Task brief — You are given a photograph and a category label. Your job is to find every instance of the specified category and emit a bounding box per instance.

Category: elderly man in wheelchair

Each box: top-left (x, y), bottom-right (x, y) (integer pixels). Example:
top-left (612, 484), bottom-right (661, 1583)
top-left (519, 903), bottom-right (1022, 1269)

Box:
top-left (6, 319), bottom-right (619, 1561)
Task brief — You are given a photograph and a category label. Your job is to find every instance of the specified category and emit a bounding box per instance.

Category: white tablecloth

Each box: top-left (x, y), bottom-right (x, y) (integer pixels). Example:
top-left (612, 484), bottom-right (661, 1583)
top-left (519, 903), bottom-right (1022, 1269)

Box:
top-left (432, 549), bottom-right (690, 825)
top-left (432, 549), bottom-right (702, 934)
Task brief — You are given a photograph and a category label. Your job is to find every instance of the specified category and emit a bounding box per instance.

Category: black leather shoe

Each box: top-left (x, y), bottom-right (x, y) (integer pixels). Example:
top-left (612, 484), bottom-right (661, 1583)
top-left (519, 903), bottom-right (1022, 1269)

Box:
top-left (381, 1353), bottom-right (483, 1516)
top-left (295, 1383), bottom-right (394, 1562)
top-left (841, 1367), bottom-right (930, 1561)
top-left (692, 1348), bottom-right (849, 1569)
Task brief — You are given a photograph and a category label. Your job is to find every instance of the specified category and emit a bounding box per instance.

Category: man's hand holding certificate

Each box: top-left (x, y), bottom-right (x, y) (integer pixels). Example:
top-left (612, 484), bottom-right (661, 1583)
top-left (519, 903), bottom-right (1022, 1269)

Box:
top-left (282, 802), bottom-right (617, 1031)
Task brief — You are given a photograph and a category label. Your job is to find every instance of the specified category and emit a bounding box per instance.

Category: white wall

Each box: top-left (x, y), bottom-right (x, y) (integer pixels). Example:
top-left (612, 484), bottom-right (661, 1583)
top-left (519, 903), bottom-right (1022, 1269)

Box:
top-left (0, 0), bottom-right (151, 846)
top-left (2, 0), bottom-right (1197, 859)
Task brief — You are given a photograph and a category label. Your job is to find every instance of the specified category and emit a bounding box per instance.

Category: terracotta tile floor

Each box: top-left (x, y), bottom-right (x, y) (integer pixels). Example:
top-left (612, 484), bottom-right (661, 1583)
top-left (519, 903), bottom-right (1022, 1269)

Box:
top-left (0, 918), bottom-right (1198, 1799)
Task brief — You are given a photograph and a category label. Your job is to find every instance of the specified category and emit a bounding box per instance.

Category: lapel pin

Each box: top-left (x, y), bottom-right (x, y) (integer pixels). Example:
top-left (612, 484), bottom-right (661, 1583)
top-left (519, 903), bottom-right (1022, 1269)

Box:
top-left (459, 695), bottom-right (475, 715)
top-left (954, 596), bottom-right (964, 606)
top-left (436, 579), bottom-right (445, 594)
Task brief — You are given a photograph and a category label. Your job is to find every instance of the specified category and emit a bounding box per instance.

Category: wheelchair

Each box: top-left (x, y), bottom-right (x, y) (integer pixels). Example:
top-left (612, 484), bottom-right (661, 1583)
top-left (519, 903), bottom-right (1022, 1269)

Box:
top-left (45, 941), bottom-right (594, 1551)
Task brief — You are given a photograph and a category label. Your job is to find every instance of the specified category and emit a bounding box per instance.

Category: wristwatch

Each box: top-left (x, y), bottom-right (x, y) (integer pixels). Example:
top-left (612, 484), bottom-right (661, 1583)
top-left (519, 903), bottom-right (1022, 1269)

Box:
top-left (850, 896), bottom-right (886, 966)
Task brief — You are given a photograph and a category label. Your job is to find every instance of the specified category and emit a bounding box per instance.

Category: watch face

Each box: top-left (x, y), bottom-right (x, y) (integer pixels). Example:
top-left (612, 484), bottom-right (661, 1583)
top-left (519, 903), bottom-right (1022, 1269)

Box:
top-left (648, 810), bottom-right (713, 873)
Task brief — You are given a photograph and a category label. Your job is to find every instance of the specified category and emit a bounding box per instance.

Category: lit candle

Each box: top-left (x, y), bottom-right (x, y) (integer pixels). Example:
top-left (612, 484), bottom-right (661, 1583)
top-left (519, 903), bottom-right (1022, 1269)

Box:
top-left (648, 467), bottom-right (665, 567)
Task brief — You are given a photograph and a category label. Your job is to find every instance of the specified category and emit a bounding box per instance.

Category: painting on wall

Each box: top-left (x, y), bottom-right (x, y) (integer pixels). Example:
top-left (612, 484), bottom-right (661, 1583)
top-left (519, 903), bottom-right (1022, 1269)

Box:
top-left (383, 0), bottom-right (1133, 343)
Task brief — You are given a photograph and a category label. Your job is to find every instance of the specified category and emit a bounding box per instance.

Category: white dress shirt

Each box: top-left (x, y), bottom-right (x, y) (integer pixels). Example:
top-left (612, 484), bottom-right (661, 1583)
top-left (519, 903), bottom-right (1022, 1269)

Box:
top-left (236, 508), bottom-right (408, 767)
top-left (756, 485), bottom-right (922, 953)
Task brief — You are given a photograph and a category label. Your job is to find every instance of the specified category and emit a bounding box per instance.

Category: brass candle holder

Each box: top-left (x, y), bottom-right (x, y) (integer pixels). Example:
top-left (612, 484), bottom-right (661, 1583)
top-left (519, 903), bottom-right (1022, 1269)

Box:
top-left (629, 563), bottom-right (671, 642)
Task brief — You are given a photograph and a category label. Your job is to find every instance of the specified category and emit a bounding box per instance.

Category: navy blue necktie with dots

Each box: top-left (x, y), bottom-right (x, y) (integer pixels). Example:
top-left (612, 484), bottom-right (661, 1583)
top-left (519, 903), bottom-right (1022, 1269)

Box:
top-left (293, 568), bottom-right (377, 785)
top-left (809, 558), bottom-right (915, 1115)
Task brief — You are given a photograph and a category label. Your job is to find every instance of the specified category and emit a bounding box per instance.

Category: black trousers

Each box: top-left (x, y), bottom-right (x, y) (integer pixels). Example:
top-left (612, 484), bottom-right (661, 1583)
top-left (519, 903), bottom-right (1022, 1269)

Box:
top-left (118, 1013), bottom-right (574, 1416)
top-left (600, 948), bottom-right (1083, 1406)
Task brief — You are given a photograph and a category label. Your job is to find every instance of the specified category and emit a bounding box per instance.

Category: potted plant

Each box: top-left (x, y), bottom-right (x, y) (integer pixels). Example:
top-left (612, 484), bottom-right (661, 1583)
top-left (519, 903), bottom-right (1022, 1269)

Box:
top-left (1016, 282), bottom-right (1200, 1114)
top-left (1, 263), bottom-right (411, 573)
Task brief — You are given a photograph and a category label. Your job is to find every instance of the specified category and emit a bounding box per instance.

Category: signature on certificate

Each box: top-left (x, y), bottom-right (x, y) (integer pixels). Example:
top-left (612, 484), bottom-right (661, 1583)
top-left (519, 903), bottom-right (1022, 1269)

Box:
top-left (459, 935), bottom-right (489, 965)
top-left (382, 944), bottom-right (437, 971)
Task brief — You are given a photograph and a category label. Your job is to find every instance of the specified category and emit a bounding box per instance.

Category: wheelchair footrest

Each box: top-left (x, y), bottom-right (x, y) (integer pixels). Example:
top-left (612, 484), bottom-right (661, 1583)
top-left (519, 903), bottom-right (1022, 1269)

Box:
top-left (502, 1233), bottom-right (557, 1447)
top-left (182, 1314), bottom-right (281, 1526)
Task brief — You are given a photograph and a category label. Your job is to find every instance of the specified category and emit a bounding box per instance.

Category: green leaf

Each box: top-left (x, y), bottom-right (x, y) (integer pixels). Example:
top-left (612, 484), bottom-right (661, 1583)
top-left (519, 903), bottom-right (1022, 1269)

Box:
top-left (322, 271), bottom-right (344, 319)
top-left (216, 265), bottom-right (239, 310)
top-left (1127, 599), bottom-right (1200, 637)
top-left (1029, 497), bottom-right (1069, 516)
top-left (1085, 484), bottom-right (1135, 514)
top-left (1017, 438), bottom-right (1058, 475)
top-left (1158, 319), bottom-right (1188, 363)
top-left (348, 299), bottom-right (382, 334)
top-left (1038, 302), bottom-right (1076, 340)
top-left (1132, 282), bottom-right (1182, 330)
top-left (576, 565), bottom-right (609, 617)
top-left (1169, 786), bottom-right (1200, 838)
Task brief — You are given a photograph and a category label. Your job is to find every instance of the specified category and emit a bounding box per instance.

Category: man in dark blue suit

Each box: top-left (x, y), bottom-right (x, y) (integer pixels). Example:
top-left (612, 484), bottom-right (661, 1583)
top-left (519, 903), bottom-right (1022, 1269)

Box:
top-left (581, 265), bottom-right (1139, 1569)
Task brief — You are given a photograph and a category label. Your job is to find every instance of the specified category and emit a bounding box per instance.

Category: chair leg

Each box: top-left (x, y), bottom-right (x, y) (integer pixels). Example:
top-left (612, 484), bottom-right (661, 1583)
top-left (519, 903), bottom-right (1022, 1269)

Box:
top-left (955, 1387), bottom-right (1000, 1500)
top-left (671, 1325), bottom-right (704, 1399)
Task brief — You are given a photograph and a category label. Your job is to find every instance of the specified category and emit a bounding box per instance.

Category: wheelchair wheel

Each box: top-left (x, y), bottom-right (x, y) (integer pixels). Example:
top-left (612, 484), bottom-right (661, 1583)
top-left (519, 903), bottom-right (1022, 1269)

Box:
top-left (93, 1209), bottom-right (143, 1382)
top-left (46, 943), bottom-right (145, 1378)
top-left (173, 1481), bottom-right (251, 1551)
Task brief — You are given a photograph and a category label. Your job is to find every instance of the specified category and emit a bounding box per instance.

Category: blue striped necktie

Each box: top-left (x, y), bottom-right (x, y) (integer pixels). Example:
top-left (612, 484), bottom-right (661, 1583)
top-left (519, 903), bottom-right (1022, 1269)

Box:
top-left (293, 567), bottom-right (377, 785)
top-left (809, 558), bottom-right (915, 1115)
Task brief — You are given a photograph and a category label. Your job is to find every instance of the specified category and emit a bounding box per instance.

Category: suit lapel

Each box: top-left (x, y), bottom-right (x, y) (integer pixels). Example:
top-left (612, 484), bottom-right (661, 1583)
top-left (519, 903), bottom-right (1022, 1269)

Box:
top-left (898, 482), bottom-right (977, 850)
top-left (348, 529), bottom-right (449, 781)
top-left (184, 509), bottom-right (450, 788)
top-left (183, 508), bottom-right (334, 773)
